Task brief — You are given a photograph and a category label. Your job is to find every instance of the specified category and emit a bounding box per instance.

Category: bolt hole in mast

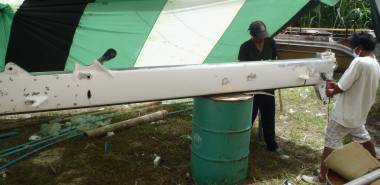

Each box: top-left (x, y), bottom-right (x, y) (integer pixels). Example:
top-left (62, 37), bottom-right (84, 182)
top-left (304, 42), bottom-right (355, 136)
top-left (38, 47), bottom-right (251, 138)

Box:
top-left (87, 90), bottom-right (92, 99)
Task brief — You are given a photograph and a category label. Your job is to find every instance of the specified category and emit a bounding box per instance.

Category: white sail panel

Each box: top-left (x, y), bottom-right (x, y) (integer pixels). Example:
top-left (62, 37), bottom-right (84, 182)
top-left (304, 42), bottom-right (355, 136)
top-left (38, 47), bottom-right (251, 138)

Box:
top-left (135, 0), bottom-right (245, 67)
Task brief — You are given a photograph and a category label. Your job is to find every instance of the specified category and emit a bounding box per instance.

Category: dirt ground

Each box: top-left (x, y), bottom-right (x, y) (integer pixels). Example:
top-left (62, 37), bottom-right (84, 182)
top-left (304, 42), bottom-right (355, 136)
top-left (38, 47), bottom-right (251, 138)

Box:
top-left (0, 87), bottom-right (379, 185)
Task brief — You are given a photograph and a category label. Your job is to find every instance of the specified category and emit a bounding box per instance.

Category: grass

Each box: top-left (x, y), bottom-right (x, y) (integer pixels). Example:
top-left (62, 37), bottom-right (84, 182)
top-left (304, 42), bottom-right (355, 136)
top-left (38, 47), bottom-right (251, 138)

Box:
top-left (300, 0), bottom-right (372, 29)
top-left (369, 88), bottom-right (380, 121)
top-left (250, 87), bottom-right (327, 184)
top-left (0, 87), bottom-right (378, 185)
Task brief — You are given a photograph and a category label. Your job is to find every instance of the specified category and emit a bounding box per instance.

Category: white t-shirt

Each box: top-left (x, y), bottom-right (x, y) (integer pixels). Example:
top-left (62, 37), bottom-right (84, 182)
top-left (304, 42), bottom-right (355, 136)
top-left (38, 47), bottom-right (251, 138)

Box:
top-left (332, 56), bottom-right (380, 128)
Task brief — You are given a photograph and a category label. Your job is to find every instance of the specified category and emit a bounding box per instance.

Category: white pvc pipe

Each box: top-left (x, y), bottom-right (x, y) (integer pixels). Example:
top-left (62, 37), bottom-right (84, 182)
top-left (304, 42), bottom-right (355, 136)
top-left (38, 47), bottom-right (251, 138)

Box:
top-left (344, 169), bottom-right (380, 185)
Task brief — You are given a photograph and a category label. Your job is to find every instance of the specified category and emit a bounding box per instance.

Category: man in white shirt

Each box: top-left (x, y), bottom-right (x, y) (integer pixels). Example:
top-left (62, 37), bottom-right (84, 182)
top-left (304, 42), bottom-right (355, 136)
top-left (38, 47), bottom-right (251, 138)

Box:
top-left (303, 32), bottom-right (380, 184)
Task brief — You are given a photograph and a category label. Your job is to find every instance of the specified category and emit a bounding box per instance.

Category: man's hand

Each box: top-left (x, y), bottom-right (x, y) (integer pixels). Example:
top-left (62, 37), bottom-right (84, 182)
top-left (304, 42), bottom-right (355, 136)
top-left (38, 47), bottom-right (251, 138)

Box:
top-left (326, 81), bottom-right (343, 97)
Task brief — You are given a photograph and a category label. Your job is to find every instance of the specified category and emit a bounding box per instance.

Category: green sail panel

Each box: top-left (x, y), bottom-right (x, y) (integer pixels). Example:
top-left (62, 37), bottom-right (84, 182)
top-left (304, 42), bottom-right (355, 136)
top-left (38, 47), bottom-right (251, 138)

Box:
top-left (0, 3), bottom-right (14, 71)
top-left (204, 0), bottom-right (313, 64)
top-left (65, 0), bottom-right (167, 71)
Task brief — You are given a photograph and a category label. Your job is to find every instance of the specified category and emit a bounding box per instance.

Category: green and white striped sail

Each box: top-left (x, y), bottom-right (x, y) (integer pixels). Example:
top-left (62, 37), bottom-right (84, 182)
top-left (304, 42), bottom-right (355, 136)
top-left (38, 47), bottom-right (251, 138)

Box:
top-left (0, 0), bottom-right (339, 71)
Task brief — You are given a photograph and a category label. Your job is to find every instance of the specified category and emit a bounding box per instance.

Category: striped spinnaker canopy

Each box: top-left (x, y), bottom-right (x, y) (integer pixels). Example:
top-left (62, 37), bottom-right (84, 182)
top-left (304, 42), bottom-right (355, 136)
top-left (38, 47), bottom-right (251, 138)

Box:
top-left (0, 0), bottom-right (339, 72)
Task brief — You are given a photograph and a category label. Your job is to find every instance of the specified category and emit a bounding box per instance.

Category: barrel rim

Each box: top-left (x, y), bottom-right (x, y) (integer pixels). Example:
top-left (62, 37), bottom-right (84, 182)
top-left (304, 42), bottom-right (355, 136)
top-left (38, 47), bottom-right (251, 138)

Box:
top-left (191, 150), bottom-right (250, 163)
top-left (192, 122), bottom-right (252, 134)
top-left (206, 93), bottom-right (253, 102)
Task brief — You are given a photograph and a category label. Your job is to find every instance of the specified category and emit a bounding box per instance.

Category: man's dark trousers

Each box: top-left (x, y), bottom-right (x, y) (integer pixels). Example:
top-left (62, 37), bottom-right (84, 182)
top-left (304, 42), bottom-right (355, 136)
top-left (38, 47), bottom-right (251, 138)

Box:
top-left (252, 94), bottom-right (278, 151)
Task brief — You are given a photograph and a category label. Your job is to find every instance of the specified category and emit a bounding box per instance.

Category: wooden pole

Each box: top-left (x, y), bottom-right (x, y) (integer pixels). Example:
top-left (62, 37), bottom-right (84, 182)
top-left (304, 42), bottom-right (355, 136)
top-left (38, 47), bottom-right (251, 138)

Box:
top-left (0, 103), bottom-right (162, 131)
top-left (127, 102), bottom-right (161, 109)
top-left (135, 105), bottom-right (162, 115)
top-left (0, 117), bottom-right (52, 131)
top-left (278, 89), bottom-right (284, 113)
top-left (85, 110), bottom-right (168, 138)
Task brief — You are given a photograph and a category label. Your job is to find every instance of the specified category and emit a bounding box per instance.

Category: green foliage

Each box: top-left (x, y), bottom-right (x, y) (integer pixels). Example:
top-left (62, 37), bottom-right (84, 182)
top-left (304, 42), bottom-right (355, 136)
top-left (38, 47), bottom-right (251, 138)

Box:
top-left (300, 0), bottom-right (372, 29)
top-left (369, 88), bottom-right (380, 120)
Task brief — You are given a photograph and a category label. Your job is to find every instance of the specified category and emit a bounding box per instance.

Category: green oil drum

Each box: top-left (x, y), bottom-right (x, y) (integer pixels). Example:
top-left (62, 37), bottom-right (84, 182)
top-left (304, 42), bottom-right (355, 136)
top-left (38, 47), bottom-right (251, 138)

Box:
top-left (191, 94), bottom-right (253, 185)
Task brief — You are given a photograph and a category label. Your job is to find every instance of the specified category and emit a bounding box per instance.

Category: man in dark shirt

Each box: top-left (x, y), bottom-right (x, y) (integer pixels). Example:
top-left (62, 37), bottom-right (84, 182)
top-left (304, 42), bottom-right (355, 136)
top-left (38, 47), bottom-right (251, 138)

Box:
top-left (238, 21), bottom-right (287, 158)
